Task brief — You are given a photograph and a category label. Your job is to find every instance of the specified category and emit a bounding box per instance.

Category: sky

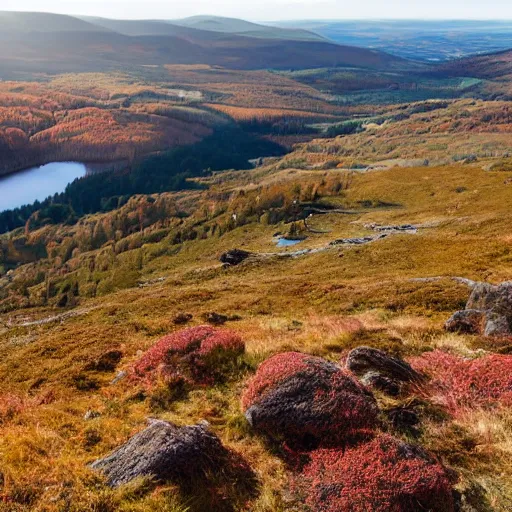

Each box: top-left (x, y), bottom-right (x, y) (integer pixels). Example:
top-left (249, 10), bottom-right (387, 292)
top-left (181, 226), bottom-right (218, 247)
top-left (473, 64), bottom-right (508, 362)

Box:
top-left (2, 0), bottom-right (512, 21)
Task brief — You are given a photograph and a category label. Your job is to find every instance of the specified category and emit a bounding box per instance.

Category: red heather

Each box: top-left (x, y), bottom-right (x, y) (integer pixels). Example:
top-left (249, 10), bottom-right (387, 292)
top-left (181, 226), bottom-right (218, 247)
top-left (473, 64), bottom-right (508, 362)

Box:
top-left (131, 325), bottom-right (244, 385)
top-left (241, 352), bottom-right (312, 409)
top-left (409, 350), bottom-right (512, 413)
top-left (298, 435), bottom-right (455, 512)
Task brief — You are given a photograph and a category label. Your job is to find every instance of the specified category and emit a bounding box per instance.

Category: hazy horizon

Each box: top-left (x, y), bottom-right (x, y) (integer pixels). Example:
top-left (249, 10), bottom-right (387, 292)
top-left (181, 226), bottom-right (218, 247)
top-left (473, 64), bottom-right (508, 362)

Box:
top-left (2, 0), bottom-right (512, 22)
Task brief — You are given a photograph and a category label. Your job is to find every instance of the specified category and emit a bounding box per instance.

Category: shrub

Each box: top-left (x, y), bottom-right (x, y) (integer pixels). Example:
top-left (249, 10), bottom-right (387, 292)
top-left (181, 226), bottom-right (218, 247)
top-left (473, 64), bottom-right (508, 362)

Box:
top-left (409, 350), bottom-right (512, 413)
top-left (131, 326), bottom-right (245, 386)
top-left (296, 434), bottom-right (455, 512)
top-left (242, 352), bottom-right (379, 449)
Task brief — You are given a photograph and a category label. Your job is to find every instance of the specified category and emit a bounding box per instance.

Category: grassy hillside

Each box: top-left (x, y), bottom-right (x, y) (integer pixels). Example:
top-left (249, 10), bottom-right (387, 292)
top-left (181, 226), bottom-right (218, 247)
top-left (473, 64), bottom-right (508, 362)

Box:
top-left (2, 103), bottom-right (512, 508)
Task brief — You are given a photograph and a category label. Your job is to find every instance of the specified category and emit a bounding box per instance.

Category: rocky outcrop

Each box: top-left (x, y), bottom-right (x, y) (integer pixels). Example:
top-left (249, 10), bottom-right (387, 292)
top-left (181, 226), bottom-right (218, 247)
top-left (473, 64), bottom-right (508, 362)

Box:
top-left (91, 420), bottom-right (230, 488)
top-left (242, 352), bottom-right (379, 449)
top-left (220, 249), bottom-right (252, 266)
top-left (446, 281), bottom-right (512, 336)
top-left (346, 347), bottom-right (423, 395)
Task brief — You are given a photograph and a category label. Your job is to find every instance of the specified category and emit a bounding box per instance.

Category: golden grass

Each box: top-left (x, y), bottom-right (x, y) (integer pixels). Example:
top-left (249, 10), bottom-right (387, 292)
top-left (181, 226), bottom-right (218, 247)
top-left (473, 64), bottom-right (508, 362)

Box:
top-left (2, 157), bottom-right (512, 508)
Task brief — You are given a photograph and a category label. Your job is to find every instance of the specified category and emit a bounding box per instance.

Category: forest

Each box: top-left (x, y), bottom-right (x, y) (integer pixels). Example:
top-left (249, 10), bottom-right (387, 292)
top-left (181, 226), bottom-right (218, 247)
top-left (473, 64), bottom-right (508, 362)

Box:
top-left (0, 127), bottom-right (285, 233)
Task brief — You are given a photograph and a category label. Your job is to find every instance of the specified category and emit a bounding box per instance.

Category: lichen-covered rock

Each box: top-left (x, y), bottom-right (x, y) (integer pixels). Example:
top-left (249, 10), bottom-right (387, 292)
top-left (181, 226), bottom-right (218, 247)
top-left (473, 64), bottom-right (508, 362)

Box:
top-left (131, 326), bottom-right (244, 386)
top-left (242, 352), bottom-right (379, 449)
top-left (220, 249), bottom-right (252, 266)
top-left (346, 347), bottom-right (423, 396)
top-left (91, 420), bottom-right (230, 488)
top-left (447, 281), bottom-right (512, 337)
top-left (296, 434), bottom-right (455, 512)
top-left (445, 309), bottom-right (485, 334)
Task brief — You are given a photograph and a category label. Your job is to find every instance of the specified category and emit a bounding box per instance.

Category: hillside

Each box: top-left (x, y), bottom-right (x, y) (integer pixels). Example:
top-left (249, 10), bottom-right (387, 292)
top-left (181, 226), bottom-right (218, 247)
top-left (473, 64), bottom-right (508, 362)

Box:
top-left (437, 48), bottom-right (512, 81)
top-left (0, 10), bottom-right (112, 33)
top-left (3, 17), bottom-right (512, 510)
top-left (2, 117), bottom-right (512, 508)
top-left (172, 15), bottom-right (326, 41)
top-left (0, 12), bottom-right (409, 76)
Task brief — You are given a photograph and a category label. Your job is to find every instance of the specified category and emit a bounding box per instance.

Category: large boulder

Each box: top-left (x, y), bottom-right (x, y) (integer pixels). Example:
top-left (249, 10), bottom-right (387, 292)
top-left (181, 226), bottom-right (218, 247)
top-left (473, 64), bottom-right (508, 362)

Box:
top-left (346, 347), bottom-right (423, 395)
top-left (91, 420), bottom-right (231, 488)
top-left (131, 326), bottom-right (244, 386)
top-left (446, 281), bottom-right (512, 337)
top-left (242, 352), bottom-right (379, 449)
top-left (220, 249), bottom-right (252, 266)
top-left (295, 434), bottom-right (455, 512)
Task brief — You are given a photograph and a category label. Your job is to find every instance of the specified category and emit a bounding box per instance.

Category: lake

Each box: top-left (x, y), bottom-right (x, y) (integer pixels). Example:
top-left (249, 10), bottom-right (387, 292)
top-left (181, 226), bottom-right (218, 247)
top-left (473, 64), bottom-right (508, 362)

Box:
top-left (0, 162), bottom-right (87, 212)
top-left (275, 238), bottom-right (304, 248)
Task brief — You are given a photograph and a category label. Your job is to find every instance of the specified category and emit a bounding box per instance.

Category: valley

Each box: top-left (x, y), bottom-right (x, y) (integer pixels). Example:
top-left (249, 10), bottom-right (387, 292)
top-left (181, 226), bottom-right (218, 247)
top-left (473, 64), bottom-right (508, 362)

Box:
top-left (2, 9), bottom-right (512, 512)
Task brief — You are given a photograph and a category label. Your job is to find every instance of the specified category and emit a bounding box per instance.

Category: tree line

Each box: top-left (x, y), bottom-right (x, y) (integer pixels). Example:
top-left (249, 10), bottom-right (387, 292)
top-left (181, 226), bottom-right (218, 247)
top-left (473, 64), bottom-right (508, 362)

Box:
top-left (0, 127), bottom-right (285, 234)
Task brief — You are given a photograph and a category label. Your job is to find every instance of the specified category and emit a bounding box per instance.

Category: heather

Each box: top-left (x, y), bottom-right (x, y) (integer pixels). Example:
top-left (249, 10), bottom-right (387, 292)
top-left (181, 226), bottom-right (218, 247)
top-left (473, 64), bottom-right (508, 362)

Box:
top-left (296, 435), bottom-right (455, 512)
top-left (131, 325), bottom-right (245, 386)
top-left (410, 351), bottom-right (512, 413)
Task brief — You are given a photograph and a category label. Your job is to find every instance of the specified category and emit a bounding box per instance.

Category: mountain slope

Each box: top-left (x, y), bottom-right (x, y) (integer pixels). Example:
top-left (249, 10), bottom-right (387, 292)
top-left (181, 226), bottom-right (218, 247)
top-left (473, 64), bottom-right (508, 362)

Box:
top-left (0, 10), bottom-right (111, 33)
top-left (437, 48), bottom-right (512, 79)
top-left (172, 15), bottom-right (326, 41)
top-left (0, 12), bottom-right (410, 75)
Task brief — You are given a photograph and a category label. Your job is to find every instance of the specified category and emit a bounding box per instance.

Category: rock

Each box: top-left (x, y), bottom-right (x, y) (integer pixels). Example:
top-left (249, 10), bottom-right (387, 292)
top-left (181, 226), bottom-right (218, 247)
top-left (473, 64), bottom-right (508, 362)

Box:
top-left (220, 249), bottom-right (252, 266)
top-left (202, 312), bottom-right (229, 326)
top-left (447, 281), bottom-right (512, 337)
top-left (360, 371), bottom-right (401, 396)
top-left (91, 420), bottom-right (234, 488)
top-left (173, 313), bottom-right (193, 325)
top-left (83, 350), bottom-right (123, 372)
top-left (84, 410), bottom-right (101, 421)
top-left (296, 434), bottom-right (456, 512)
top-left (346, 347), bottom-right (423, 390)
top-left (445, 309), bottom-right (485, 334)
top-left (242, 352), bottom-right (379, 449)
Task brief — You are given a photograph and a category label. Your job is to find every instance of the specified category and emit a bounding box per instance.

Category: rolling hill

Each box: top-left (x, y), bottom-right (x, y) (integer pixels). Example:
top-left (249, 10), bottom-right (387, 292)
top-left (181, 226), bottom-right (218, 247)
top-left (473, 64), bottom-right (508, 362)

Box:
top-left (437, 48), bottom-right (512, 79)
top-left (171, 15), bottom-right (326, 41)
top-left (0, 10), bottom-right (111, 33)
top-left (0, 11), bottom-right (410, 75)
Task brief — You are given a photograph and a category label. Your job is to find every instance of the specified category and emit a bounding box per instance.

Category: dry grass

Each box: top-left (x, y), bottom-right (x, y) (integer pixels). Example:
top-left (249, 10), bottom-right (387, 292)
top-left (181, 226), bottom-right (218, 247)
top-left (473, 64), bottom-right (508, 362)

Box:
top-left (2, 146), bottom-right (512, 508)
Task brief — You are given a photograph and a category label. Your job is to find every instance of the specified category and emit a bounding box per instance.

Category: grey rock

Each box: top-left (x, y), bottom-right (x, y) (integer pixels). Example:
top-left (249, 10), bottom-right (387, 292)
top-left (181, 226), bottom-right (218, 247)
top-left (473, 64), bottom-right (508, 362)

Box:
top-left (346, 347), bottom-right (423, 385)
top-left (445, 309), bottom-right (485, 334)
top-left (243, 353), bottom-right (379, 449)
top-left (447, 281), bottom-right (512, 337)
top-left (91, 419), bottom-right (229, 488)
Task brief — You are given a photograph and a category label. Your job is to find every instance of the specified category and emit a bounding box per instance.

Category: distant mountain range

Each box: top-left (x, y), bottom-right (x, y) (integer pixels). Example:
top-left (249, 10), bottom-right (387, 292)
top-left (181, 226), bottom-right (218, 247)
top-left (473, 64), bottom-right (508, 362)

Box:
top-left (0, 12), bottom-right (411, 76)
